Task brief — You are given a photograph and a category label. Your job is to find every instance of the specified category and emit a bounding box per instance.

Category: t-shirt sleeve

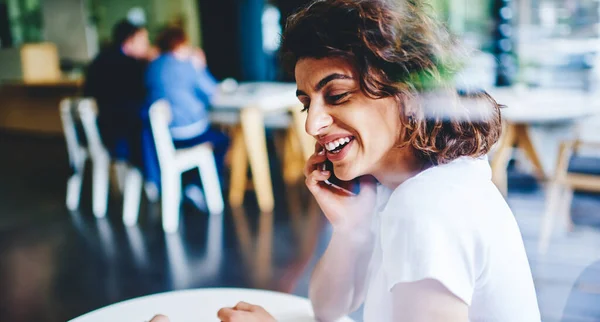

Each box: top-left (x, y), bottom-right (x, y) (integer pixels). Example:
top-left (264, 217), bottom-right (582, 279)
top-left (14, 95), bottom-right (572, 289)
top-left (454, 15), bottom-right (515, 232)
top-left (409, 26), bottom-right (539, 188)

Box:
top-left (378, 191), bottom-right (482, 305)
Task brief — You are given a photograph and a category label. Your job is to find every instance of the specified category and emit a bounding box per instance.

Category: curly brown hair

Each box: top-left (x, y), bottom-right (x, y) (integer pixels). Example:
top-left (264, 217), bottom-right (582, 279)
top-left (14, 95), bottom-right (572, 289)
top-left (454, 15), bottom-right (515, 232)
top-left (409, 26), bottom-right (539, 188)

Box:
top-left (280, 0), bottom-right (502, 165)
top-left (156, 26), bottom-right (188, 53)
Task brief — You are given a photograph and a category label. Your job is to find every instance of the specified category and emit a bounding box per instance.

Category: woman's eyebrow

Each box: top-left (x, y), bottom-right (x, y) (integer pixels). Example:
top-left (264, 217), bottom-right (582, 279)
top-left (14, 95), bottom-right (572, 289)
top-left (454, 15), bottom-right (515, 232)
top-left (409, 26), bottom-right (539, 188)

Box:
top-left (296, 73), bottom-right (353, 97)
top-left (315, 73), bottom-right (352, 92)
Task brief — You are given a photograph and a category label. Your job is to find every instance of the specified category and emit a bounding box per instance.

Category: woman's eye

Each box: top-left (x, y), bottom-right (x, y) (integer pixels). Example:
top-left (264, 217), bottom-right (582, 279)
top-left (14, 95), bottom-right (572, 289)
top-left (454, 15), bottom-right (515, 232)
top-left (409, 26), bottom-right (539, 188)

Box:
top-left (298, 97), bottom-right (310, 112)
top-left (326, 93), bottom-right (349, 104)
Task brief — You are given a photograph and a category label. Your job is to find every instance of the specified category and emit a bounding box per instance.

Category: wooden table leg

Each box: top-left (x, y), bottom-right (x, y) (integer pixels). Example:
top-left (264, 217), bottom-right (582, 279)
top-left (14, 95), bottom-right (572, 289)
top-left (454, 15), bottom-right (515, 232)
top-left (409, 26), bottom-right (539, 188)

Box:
top-left (240, 107), bottom-right (275, 212)
top-left (283, 126), bottom-right (307, 185)
top-left (491, 122), bottom-right (517, 196)
top-left (514, 124), bottom-right (547, 181)
top-left (290, 105), bottom-right (315, 161)
top-left (228, 126), bottom-right (248, 208)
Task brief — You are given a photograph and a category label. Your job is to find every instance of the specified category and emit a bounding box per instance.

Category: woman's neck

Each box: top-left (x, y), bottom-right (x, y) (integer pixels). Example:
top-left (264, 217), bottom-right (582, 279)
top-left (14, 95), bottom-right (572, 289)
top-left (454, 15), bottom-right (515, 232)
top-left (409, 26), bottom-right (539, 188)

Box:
top-left (372, 146), bottom-right (430, 190)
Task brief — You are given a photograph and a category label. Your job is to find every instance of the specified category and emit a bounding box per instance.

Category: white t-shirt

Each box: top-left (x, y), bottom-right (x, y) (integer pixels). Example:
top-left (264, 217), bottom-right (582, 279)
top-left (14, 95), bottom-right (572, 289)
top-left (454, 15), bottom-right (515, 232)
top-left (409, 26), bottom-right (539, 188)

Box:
top-left (362, 156), bottom-right (540, 322)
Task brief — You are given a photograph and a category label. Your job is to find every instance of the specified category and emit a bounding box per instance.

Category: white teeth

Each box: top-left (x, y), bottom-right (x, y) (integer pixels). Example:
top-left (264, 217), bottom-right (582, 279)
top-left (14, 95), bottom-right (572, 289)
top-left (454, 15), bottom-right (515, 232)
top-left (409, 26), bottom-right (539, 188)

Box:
top-left (324, 137), bottom-right (353, 152)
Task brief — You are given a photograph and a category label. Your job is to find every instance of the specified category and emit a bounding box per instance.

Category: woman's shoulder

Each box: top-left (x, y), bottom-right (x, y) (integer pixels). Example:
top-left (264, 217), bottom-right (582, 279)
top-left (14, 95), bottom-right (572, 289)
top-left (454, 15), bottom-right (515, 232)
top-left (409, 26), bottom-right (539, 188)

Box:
top-left (150, 54), bottom-right (190, 67)
top-left (379, 156), bottom-right (500, 223)
top-left (148, 55), bottom-right (195, 77)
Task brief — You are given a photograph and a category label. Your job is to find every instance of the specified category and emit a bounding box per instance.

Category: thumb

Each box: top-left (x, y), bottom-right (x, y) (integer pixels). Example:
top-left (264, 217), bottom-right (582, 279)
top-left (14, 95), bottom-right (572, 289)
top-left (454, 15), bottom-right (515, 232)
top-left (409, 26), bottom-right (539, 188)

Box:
top-left (149, 314), bottom-right (170, 322)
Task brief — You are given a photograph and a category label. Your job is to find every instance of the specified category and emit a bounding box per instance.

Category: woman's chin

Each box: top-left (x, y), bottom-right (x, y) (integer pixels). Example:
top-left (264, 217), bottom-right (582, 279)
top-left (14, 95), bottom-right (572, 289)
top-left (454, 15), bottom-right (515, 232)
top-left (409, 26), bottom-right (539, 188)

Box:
top-left (332, 158), bottom-right (360, 181)
top-left (334, 168), bottom-right (360, 182)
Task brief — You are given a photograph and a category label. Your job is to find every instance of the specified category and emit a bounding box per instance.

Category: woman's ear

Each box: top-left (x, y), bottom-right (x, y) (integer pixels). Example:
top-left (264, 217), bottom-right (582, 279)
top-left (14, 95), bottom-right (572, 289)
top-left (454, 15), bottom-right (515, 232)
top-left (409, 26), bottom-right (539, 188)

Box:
top-left (397, 93), bottom-right (415, 122)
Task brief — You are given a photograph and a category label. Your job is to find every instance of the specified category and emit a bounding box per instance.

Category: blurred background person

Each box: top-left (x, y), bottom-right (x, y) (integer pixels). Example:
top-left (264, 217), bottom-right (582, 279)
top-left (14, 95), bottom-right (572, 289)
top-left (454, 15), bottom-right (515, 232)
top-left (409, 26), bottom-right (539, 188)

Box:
top-left (145, 26), bottom-right (229, 210)
top-left (83, 19), bottom-right (151, 169)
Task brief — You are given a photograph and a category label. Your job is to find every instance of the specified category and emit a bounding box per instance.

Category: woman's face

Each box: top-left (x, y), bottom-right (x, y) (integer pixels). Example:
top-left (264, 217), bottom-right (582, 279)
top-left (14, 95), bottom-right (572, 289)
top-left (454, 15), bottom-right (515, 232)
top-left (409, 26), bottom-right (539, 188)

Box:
top-left (295, 57), bottom-right (402, 181)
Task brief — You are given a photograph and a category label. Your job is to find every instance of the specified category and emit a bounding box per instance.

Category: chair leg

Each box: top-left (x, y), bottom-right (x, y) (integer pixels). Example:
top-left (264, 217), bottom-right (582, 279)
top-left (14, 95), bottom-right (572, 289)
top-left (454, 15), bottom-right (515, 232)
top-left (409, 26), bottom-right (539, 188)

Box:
top-left (198, 150), bottom-right (225, 214)
top-left (538, 183), bottom-right (564, 254)
top-left (113, 161), bottom-right (128, 193)
top-left (161, 171), bottom-right (181, 233)
top-left (123, 167), bottom-right (143, 226)
top-left (92, 157), bottom-right (110, 218)
top-left (66, 167), bottom-right (84, 211)
top-left (560, 187), bottom-right (575, 232)
top-left (538, 140), bottom-right (574, 254)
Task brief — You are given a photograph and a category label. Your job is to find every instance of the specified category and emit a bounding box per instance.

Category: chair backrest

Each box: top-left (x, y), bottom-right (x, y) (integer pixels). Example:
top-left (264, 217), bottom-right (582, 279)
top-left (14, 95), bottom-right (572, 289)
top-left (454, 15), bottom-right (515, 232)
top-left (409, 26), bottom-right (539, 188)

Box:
top-left (77, 98), bottom-right (108, 159)
top-left (59, 98), bottom-right (85, 167)
top-left (148, 100), bottom-right (177, 165)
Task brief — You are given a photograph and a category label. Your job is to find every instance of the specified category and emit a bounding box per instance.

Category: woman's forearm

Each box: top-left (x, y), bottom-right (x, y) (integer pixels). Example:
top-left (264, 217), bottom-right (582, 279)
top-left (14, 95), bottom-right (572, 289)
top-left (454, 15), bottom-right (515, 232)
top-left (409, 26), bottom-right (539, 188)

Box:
top-left (309, 229), bottom-right (374, 321)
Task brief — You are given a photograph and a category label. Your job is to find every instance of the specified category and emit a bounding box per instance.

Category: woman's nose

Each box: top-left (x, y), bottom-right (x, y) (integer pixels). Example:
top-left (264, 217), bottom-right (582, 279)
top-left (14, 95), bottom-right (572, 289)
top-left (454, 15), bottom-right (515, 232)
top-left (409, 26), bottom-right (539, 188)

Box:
top-left (305, 105), bottom-right (333, 136)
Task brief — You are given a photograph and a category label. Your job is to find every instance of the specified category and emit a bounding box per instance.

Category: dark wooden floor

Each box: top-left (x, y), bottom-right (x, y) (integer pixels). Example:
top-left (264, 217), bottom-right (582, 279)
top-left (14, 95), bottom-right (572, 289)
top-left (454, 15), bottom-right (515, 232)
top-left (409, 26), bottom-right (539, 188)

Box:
top-left (1, 132), bottom-right (599, 322)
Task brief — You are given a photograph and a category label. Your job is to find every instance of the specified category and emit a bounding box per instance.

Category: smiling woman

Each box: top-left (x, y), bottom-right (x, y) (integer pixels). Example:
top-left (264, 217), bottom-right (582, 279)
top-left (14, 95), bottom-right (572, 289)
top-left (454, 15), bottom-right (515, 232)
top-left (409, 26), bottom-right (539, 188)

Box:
top-left (155, 0), bottom-right (541, 321)
top-left (275, 0), bottom-right (539, 322)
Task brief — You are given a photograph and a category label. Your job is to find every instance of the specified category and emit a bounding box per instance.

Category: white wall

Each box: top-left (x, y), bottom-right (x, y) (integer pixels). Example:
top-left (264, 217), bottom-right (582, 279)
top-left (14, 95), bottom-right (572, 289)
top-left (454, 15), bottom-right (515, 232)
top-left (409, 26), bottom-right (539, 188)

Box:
top-left (90, 0), bottom-right (148, 44)
top-left (0, 47), bottom-right (22, 82)
top-left (41, 0), bottom-right (97, 62)
top-left (90, 0), bottom-right (201, 47)
top-left (152, 0), bottom-right (201, 46)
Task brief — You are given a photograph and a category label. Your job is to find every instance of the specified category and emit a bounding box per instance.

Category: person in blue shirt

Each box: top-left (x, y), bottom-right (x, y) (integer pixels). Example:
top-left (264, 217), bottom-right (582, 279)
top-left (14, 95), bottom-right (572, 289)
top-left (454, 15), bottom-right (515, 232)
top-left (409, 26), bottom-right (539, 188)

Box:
top-left (145, 26), bottom-right (229, 208)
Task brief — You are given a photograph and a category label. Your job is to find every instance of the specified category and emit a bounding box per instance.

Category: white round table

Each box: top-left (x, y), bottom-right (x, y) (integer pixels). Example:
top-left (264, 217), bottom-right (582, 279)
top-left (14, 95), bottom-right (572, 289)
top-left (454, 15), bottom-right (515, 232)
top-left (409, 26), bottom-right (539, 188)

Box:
top-left (69, 288), bottom-right (354, 322)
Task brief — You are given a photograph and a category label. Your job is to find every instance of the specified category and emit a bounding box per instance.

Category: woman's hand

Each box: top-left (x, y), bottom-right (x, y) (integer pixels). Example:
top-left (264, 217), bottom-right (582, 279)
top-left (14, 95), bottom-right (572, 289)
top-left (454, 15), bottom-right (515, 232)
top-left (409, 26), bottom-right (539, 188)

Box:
top-left (304, 143), bottom-right (377, 233)
top-left (149, 314), bottom-right (170, 322)
top-left (147, 302), bottom-right (275, 322)
top-left (191, 47), bottom-right (207, 70)
top-left (217, 302), bottom-right (276, 322)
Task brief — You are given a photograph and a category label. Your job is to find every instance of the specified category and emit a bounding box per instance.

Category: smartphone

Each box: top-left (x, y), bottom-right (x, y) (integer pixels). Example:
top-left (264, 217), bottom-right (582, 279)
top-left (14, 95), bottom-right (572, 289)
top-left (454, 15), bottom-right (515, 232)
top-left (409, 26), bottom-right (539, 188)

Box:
top-left (321, 160), bottom-right (360, 196)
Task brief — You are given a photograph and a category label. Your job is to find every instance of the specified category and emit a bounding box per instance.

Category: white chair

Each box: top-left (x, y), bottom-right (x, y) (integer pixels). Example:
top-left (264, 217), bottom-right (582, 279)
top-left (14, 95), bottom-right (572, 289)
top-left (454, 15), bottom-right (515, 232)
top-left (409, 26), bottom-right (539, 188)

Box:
top-left (75, 98), bottom-right (143, 226)
top-left (148, 100), bottom-right (225, 233)
top-left (60, 98), bottom-right (88, 211)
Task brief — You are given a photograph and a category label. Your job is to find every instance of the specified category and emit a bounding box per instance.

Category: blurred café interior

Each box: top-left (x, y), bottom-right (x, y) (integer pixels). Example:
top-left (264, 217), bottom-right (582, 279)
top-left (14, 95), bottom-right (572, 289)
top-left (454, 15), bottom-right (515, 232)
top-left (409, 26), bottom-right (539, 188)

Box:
top-left (1, 0), bottom-right (600, 321)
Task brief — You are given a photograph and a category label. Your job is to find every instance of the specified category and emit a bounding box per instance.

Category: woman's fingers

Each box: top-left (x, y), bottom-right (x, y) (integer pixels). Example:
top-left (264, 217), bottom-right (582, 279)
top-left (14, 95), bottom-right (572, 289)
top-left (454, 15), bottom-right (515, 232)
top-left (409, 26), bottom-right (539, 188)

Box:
top-left (306, 168), bottom-right (331, 186)
top-left (233, 301), bottom-right (256, 312)
top-left (304, 150), bottom-right (327, 177)
top-left (217, 304), bottom-right (269, 322)
top-left (217, 307), bottom-right (237, 321)
top-left (149, 314), bottom-right (170, 322)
